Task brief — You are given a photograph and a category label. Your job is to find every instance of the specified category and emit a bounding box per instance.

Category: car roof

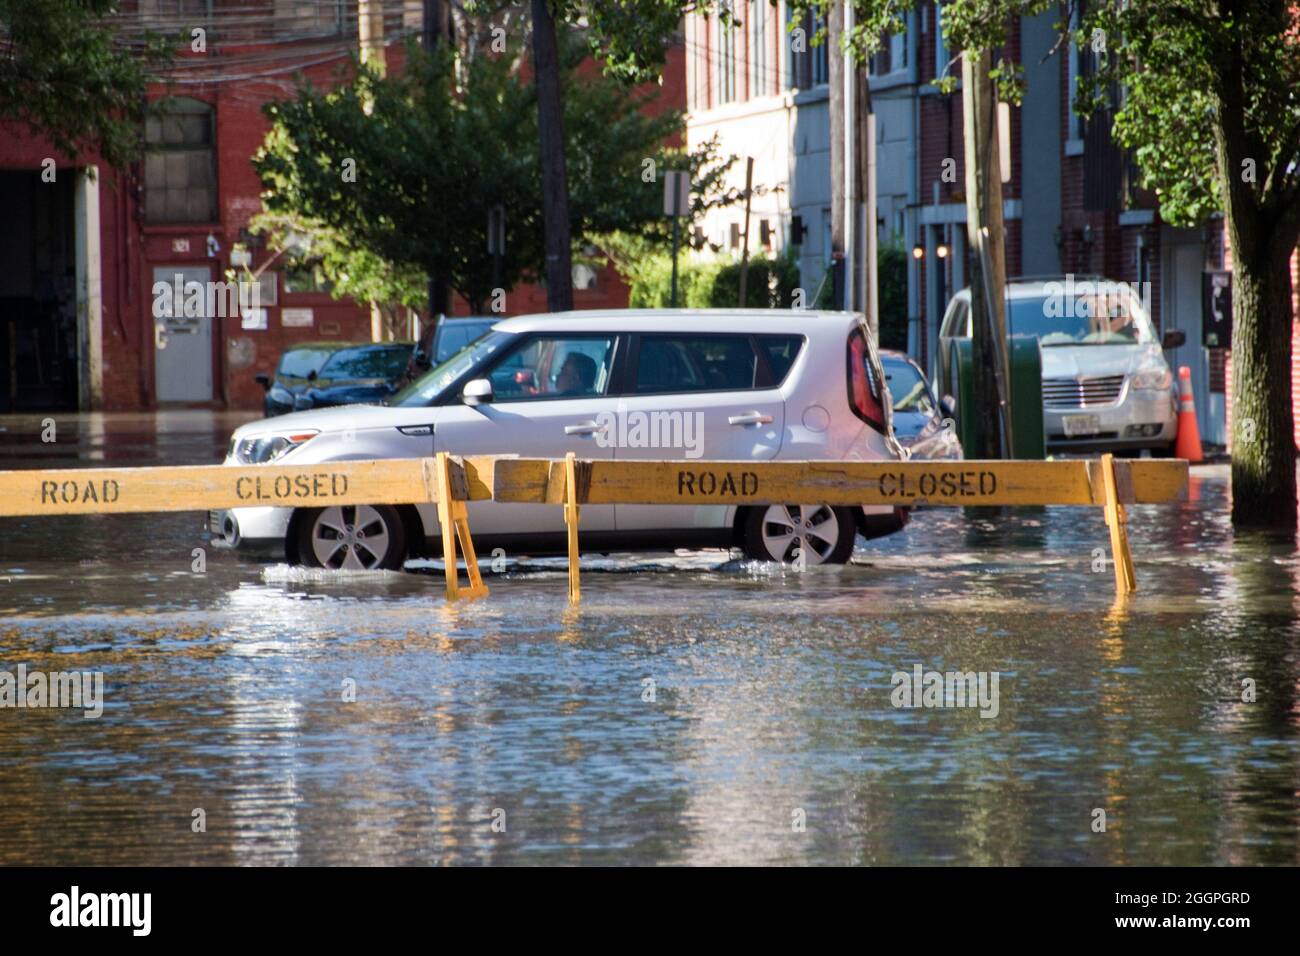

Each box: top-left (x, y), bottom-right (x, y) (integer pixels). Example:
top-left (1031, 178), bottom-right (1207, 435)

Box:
top-left (487, 308), bottom-right (865, 335)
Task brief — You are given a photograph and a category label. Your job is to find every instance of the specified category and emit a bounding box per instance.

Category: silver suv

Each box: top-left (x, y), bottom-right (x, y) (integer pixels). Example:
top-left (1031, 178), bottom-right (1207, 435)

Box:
top-left (938, 276), bottom-right (1184, 455)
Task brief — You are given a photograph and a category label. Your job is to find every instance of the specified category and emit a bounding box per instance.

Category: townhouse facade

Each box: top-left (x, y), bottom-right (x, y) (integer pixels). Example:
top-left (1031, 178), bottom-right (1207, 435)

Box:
top-left (682, 1), bottom-right (1300, 450)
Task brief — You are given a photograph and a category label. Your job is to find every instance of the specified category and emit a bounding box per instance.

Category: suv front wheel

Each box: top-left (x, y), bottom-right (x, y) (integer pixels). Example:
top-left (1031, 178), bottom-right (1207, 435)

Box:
top-left (293, 504), bottom-right (408, 571)
top-left (741, 505), bottom-right (857, 565)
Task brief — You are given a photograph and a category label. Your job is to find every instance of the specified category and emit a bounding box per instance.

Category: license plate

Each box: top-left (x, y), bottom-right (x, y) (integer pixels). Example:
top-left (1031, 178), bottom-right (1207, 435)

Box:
top-left (1062, 414), bottom-right (1102, 436)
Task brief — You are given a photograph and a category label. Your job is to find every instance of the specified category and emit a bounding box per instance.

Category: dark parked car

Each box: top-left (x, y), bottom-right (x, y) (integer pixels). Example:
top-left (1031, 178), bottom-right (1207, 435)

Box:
top-left (257, 342), bottom-right (413, 417)
top-left (404, 317), bottom-right (496, 383)
top-left (881, 350), bottom-right (963, 460)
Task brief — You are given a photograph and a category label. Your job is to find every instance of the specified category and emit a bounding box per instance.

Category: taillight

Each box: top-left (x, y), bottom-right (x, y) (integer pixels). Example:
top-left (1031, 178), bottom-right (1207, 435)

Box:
top-left (847, 330), bottom-right (886, 432)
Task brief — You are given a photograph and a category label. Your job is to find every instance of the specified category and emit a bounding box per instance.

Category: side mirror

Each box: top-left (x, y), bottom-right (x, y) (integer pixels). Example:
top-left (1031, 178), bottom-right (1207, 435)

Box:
top-left (462, 378), bottom-right (493, 406)
top-left (940, 395), bottom-right (957, 418)
top-left (1161, 329), bottom-right (1186, 349)
top-left (254, 373), bottom-right (272, 392)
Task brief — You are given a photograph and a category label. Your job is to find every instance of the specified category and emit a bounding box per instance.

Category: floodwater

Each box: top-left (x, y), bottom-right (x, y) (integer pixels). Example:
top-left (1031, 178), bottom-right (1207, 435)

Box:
top-left (1, 412), bottom-right (1297, 865)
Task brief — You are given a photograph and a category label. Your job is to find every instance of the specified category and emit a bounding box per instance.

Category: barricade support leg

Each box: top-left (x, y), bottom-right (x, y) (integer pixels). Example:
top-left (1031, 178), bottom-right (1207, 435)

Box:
top-left (565, 452), bottom-right (581, 604)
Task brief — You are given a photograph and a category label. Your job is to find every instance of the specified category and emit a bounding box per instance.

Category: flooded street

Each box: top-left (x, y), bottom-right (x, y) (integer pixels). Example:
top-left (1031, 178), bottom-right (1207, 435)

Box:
top-left (1, 413), bottom-right (1297, 865)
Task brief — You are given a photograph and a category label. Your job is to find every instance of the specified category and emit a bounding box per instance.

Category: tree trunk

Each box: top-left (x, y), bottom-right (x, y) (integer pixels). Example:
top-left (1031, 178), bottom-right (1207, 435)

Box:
top-left (961, 48), bottom-right (1010, 459)
top-left (827, 2), bottom-right (845, 310)
top-left (1228, 237), bottom-right (1296, 528)
top-left (531, 0), bottom-right (573, 312)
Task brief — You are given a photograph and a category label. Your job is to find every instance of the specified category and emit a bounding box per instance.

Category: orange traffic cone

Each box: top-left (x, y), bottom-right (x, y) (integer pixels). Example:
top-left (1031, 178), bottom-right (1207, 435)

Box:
top-left (1174, 365), bottom-right (1203, 462)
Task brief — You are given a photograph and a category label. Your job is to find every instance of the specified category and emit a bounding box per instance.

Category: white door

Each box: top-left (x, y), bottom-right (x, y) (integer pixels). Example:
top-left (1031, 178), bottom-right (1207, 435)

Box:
top-left (614, 332), bottom-right (785, 532)
top-left (1164, 237), bottom-right (1213, 438)
top-left (153, 266), bottom-right (214, 403)
top-left (432, 332), bottom-right (618, 535)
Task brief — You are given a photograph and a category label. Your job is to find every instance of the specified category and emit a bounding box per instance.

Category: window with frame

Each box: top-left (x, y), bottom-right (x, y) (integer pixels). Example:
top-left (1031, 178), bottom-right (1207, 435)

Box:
top-left (750, 0), bottom-right (768, 98)
top-left (486, 335), bottom-right (615, 401)
top-left (716, 18), bottom-right (737, 104)
top-left (144, 97), bottom-right (216, 224)
top-left (635, 335), bottom-right (759, 394)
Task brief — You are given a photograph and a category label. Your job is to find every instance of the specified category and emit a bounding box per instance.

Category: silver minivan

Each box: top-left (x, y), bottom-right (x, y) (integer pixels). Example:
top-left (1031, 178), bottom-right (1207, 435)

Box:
top-left (938, 276), bottom-right (1185, 455)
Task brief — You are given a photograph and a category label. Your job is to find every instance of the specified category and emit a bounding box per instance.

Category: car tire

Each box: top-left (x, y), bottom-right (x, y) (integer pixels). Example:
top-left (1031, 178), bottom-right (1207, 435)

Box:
top-left (294, 504), bottom-right (408, 571)
top-left (741, 504), bottom-right (857, 565)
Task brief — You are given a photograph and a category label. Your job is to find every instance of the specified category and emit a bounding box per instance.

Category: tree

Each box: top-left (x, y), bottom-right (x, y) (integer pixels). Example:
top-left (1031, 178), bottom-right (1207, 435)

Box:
top-left (1082, 1), bottom-right (1300, 529)
top-left (483, 0), bottom-right (713, 311)
top-left (0, 0), bottom-right (170, 167)
top-left (253, 40), bottom-right (726, 316)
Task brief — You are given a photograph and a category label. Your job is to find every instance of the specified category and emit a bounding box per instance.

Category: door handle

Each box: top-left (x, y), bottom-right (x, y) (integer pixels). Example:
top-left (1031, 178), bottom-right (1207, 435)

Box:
top-left (728, 412), bottom-right (773, 426)
top-left (564, 420), bottom-right (607, 436)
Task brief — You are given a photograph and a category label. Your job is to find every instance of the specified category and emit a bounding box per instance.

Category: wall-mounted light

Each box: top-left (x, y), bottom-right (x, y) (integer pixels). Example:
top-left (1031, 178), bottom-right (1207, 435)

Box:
top-left (912, 243), bottom-right (925, 260)
top-left (936, 243), bottom-right (950, 259)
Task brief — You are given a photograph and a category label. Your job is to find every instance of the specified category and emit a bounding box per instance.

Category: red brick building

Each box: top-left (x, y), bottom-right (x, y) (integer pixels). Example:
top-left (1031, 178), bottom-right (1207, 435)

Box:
top-left (0, 2), bottom-right (412, 413)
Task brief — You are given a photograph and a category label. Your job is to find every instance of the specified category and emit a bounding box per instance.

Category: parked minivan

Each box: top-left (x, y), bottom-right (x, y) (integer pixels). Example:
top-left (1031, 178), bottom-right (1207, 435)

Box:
top-left (213, 310), bottom-right (907, 568)
top-left (938, 276), bottom-right (1185, 455)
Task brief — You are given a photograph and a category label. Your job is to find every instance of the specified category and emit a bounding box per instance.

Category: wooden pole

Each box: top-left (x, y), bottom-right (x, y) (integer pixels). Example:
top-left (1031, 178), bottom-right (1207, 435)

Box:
top-left (1100, 453), bottom-right (1137, 594)
top-left (564, 451), bottom-right (581, 603)
top-left (738, 157), bottom-right (754, 307)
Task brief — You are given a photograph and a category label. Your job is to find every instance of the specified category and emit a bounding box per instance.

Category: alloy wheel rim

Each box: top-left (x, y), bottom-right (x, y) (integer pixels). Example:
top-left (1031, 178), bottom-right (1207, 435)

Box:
top-left (758, 504), bottom-right (839, 564)
top-left (311, 504), bottom-right (390, 570)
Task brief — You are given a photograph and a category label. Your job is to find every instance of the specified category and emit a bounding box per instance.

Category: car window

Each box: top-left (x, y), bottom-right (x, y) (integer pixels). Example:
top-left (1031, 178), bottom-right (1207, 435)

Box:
top-left (435, 321), bottom-right (494, 362)
top-left (757, 334), bottom-right (804, 385)
top-left (635, 335), bottom-right (758, 393)
top-left (1009, 287), bottom-right (1155, 345)
top-left (318, 346), bottom-right (411, 381)
top-left (883, 357), bottom-right (936, 415)
top-left (942, 300), bottom-right (970, 339)
top-left (277, 347), bottom-right (335, 379)
top-left (387, 330), bottom-right (513, 406)
top-left (488, 335), bottom-right (616, 401)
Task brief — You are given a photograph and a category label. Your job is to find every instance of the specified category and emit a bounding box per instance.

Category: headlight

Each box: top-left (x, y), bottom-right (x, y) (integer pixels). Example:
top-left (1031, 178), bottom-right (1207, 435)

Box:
top-left (268, 385), bottom-right (293, 406)
top-left (1132, 367), bottom-right (1172, 391)
top-left (232, 431), bottom-right (318, 464)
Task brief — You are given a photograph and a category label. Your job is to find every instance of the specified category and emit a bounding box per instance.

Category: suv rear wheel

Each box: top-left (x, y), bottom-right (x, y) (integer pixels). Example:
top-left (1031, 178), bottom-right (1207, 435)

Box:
top-left (741, 505), bottom-right (857, 565)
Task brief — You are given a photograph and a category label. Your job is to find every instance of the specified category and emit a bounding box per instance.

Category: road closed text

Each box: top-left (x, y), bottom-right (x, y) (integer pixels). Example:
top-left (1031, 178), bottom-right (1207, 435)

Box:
top-left (235, 472), bottom-right (350, 502)
top-left (878, 469), bottom-right (999, 500)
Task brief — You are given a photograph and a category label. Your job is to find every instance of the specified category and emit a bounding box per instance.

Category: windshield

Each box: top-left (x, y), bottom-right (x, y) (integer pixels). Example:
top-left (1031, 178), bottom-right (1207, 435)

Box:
top-left (435, 320), bottom-right (495, 363)
top-left (278, 347), bottom-right (335, 379)
top-left (387, 330), bottom-right (513, 406)
top-left (1009, 286), bottom-right (1155, 345)
top-left (883, 357), bottom-right (936, 415)
top-left (318, 346), bottom-right (412, 381)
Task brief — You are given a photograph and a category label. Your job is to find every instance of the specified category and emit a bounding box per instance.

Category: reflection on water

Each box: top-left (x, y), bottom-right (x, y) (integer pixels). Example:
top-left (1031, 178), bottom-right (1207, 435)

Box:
top-left (0, 415), bottom-right (1297, 864)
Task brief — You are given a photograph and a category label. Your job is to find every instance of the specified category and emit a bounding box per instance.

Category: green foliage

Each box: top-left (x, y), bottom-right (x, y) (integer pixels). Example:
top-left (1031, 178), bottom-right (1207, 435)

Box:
top-left (254, 36), bottom-right (730, 313)
top-left (615, 247), bottom-right (801, 309)
top-left (0, 0), bottom-right (172, 166)
top-left (877, 237), bottom-right (909, 351)
top-left (1082, 1), bottom-right (1300, 231)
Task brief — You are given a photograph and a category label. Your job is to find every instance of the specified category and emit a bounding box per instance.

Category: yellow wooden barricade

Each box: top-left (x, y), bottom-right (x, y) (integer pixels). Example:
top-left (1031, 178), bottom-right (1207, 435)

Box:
top-left (489, 453), bottom-right (1188, 603)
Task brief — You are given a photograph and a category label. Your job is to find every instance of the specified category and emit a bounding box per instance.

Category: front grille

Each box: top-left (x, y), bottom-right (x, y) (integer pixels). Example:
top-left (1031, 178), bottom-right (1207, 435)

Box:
top-left (1042, 375), bottom-right (1125, 409)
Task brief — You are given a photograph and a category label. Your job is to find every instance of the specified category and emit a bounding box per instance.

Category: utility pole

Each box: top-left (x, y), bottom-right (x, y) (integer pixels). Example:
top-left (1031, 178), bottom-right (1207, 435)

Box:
top-left (531, 0), bottom-right (575, 313)
top-left (738, 157), bottom-right (754, 307)
top-left (961, 48), bottom-right (1013, 458)
top-left (844, 2), bottom-right (857, 314)
top-left (359, 0), bottom-right (386, 340)
top-left (423, 0), bottom-right (451, 327)
top-left (828, 2), bottom-right (846, 311)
